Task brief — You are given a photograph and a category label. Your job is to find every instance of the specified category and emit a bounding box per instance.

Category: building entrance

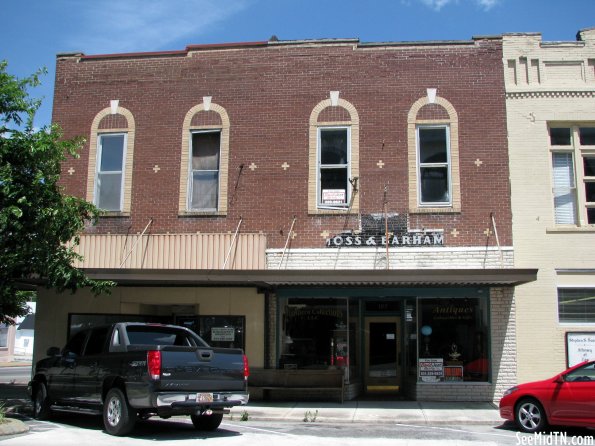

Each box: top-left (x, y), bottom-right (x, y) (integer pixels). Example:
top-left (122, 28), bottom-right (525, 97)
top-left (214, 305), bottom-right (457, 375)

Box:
top-left (365, 316), bottom-right (401, 394)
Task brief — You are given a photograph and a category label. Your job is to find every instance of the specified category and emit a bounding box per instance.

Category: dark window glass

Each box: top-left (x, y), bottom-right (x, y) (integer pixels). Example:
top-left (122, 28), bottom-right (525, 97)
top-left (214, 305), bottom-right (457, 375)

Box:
top-left (419, 128), bottom-right (447, 163)
top-left (320, 129), bottom-right (348, 165)
top-left (580, 128), bottom-right (595, 145)
top-left (418, 298), bottom-right (489, 382)
top-left (559, 289), bottom-right (595, 323)
top-left (320, 168), bottom-right (348, 205)
top-left (192, 132), bottom-right (220, 170)
top-left (550, 128), bottom-right (572, 146)
top-left (84, 327), bottom-right (109, 356)
top-left (64, 331), bottom-right (88, 356)
top-left (588, 208), bottom-right (595, 224)
top-left (420, 167), bottom-right (449, 203)
top-left (584, 158), bottom-right (595, 177)
top-left (585, 183), bottom-right (595, 203)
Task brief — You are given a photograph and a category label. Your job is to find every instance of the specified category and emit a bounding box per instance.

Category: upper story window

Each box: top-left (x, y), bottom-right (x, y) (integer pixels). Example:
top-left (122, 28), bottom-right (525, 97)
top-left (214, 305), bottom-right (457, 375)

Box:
top-left (189, 130), bottom-right (221, 211)
top-left (308, 94), bottom-right (360, 214)
top-left (407, 93), bottom-right (460, 213)
top-left (558, 288), bottom-right (595, 323)
top-left (179, 101), bottom-right (229, 216)
top-left (95, 133), bottom-right (127, 211)
top-left (417, 125), bottom-right (451, 206)
top-left (87, 104), bottom-right (135, 216)
top-left (550, 125), bottom-right (595, 226)
top-left (318, 127), bottom-right (350, 209)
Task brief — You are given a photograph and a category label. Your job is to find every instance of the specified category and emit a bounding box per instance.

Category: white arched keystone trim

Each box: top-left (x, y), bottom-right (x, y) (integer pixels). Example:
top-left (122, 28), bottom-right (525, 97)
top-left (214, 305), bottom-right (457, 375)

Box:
top-left (179, 102), bottom-right (230, 215)
top-left (308, 98), bottom-right (360, 214)
top-left (407, 95), bottom-right (461, 213)
top-left (86, 106), bottom-right (136, 215)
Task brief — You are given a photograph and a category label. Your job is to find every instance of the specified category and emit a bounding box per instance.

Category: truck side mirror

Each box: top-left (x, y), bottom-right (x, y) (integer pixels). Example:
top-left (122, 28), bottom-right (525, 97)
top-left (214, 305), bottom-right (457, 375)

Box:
top-left (46, 346), bottom-right (61, 357)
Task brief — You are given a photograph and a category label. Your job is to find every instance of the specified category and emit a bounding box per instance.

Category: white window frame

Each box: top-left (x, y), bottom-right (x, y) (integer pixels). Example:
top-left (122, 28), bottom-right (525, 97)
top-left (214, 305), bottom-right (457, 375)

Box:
top-left (317, 126), bottom-right (351, 210)
top-left (188, 129), bottom-right (221, 212)
top-left (550, 125), bottom-right (595, 226)
top-left (95, 132), bottom-right (127, 212)
top-left (416, 124), bottom-right (452, 207)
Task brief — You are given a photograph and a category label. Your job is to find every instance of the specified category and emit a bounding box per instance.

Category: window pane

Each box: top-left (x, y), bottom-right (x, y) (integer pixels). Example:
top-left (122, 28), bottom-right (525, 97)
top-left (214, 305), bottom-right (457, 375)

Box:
top-left (558, 289), bottom-right (595, 323)
top-left (321, 129), bottom-right (348, 165)
top-left (99, 135), bottom-right (125, 171)
top-left (586, 183), bottom-right (595, 202)
top-left (550, 128), bottom-right (571, 146)
top-left (420, 166), bottom-right (449, 203)
top-left (192, 132), bottom-right (220, 170)
top-left (320, 168), bottom-right (347, 204)
top-left (580, 128), bottom-right (595, 145)
top-left (584, 157), bottom-right (595, 177)
top-left (97, 172), bottom-right (122, 211)
top-left (191, 171), bottom-right (218, 209)
top-left (588, 208), bottom-right (595, 224)
top-left (552, 152), bottom-right (577, 224)
top-left (419, 128), bottom-right (447, 163)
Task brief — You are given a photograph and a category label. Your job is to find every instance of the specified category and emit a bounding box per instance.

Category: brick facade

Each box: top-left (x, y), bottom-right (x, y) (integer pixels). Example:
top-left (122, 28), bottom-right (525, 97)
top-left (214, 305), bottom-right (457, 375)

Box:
top-left (55, 37), bottom-right (511, 250)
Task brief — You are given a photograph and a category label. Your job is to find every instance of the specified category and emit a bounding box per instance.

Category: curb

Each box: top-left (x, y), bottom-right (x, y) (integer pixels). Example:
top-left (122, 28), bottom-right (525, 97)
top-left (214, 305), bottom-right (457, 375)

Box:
top-left (0, 418), bottom-right (29, 436)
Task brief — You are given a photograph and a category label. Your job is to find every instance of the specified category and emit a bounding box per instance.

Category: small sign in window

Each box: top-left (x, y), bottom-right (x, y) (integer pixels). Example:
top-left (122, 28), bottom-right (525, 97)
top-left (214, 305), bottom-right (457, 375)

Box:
top-left (322, 189), bottom-right (346, 205)
top-left (211, 327), bottom-right (235, 342)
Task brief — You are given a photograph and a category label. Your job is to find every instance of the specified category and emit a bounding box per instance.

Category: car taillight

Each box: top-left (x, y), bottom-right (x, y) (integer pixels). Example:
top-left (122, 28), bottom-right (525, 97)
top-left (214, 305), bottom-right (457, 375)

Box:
top-left (147, 350), bottom-right (161, 380)
top-left (243, 354), bottom-right (250, 379)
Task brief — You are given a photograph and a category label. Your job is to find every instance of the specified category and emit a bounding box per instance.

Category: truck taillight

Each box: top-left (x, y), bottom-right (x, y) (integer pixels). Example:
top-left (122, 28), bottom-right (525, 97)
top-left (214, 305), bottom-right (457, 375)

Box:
top-left (243, 354), bottom-right (250, 378)
top-left (147, 350), bottom-right (161, 380)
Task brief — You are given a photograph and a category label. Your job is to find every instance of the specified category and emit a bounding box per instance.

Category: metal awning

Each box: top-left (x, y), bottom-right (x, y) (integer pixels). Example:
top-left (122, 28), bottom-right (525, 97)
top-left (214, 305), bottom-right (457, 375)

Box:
top-left (81, 268), bottom-right (538, 288)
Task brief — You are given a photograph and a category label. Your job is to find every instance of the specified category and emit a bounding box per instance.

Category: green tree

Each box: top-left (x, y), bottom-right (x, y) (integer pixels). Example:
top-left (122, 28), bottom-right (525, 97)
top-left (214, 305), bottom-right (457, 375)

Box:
top-left (0, 61), bottom-right (112, 324)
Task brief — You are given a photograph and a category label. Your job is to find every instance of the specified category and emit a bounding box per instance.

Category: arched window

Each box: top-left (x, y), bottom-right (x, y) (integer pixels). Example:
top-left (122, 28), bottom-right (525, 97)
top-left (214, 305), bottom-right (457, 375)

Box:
top-left (179, 102), bottom-right (230, 215)
top-left (407, 95), bottom-right (460, 213)
top-left (308, 96), bottom-right (360, 214)
top-left (86, 105), bottom-right (135, 214)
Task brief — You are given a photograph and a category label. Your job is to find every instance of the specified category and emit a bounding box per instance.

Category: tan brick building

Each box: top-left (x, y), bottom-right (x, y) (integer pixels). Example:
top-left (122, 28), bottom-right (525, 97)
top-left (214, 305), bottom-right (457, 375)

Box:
top-left (504, 28), bottom-right (595, 383)
top-left (34, 35), bottom-right (536, 402)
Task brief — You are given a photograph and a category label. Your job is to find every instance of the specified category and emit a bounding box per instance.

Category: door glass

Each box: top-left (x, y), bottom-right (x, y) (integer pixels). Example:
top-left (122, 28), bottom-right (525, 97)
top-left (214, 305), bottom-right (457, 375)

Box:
top-left (369, 322), bottom-right (397, 378)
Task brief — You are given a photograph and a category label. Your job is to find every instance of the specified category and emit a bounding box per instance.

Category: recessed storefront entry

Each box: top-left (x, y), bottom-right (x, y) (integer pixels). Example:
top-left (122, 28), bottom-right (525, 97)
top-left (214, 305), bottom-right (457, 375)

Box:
top-left (365, 316), bottom-right (401, 394)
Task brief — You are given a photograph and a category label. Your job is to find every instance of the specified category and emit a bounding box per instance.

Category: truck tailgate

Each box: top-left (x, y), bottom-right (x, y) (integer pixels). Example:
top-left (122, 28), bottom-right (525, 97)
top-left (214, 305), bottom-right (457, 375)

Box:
top-left (158, 346), bottom-right (246, 392)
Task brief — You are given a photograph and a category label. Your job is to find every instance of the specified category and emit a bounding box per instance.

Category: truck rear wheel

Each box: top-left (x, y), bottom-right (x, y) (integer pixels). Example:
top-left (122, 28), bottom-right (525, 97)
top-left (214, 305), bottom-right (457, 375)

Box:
top-left (191, 412), bottom-right (223, 431)
top-left (103, 388), bottom-right (137, 436)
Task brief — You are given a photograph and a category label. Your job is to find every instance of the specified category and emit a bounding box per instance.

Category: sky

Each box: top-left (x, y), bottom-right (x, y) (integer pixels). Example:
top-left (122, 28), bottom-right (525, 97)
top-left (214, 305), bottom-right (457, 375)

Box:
top-left (1, 0), bottom-right (594, 128)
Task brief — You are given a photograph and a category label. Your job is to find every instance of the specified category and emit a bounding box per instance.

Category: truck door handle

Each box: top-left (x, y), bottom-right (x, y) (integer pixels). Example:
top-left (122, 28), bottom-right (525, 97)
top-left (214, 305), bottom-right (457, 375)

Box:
top-left (198, 350), bottom-right (212, 360)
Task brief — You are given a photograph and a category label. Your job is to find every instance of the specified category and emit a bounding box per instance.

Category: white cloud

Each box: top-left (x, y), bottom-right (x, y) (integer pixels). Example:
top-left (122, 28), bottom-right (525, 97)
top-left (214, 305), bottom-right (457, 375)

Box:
top-left (69, 0), bottom-right (250, 54)
top-left (417, 0), bottom-right (500, 11)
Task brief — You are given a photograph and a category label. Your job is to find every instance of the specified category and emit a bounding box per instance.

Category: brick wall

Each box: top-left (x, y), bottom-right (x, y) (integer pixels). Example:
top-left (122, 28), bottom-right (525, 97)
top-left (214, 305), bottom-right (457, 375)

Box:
top-left (55, 38), bottom-right (511, 251)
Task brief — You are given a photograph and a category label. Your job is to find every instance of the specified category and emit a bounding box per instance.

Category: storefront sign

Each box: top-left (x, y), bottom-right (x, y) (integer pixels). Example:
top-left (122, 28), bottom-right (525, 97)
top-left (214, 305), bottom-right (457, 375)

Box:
top-left (431, 302), bottom-right (474, 321)
top-left (211, 327), bottom-right (235, 342)
top-left (419, 358), bottom-right (444, 382)
top-left (566, 332), bottom-right (595, 367)
top-left (326, 232), bottom-right (444, 247)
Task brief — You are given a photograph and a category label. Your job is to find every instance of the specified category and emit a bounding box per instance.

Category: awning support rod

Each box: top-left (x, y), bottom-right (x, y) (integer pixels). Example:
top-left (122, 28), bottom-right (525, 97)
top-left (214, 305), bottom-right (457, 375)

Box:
top-left (119, 218), bottom-right (153, 268)
top-left (490, 212), bottom-right (504, 268)
top-left (223, 216), bottom-right (243, 270)
top-left (278, 216), bottom-right (297, 269)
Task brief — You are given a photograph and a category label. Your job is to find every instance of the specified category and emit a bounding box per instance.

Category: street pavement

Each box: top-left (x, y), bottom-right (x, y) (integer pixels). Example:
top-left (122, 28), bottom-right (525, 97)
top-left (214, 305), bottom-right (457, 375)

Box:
top-left (0, 380), bottom-right (503, 439)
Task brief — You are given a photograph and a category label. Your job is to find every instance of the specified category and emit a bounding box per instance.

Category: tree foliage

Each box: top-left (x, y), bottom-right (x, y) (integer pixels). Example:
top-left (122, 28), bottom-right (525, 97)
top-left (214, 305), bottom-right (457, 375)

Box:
top-left (0, 61), bottom-right (113, 324)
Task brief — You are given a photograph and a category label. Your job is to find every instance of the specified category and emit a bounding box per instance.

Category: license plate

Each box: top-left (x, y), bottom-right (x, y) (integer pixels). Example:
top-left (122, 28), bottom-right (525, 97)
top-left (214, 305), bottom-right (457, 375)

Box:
top-left (196, 393), bottom-right (213, 403)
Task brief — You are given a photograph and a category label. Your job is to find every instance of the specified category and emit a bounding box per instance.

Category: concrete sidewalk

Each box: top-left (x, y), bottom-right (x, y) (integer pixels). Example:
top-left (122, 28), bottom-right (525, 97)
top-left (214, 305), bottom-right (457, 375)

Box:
top-left (229, 400), bottom-right (503, 426)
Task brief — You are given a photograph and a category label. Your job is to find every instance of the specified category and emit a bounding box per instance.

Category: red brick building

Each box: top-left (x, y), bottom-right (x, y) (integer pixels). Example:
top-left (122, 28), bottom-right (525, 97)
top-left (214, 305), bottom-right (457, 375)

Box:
top-left (35, 36), bottom-right (536, 402)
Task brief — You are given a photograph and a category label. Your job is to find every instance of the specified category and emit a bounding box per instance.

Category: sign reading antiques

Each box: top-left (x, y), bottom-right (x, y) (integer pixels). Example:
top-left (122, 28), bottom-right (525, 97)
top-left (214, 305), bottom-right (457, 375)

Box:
top-left (324, 213), bottom-right (444, 248)
top-left (326, 232), bottom-right (444, 248)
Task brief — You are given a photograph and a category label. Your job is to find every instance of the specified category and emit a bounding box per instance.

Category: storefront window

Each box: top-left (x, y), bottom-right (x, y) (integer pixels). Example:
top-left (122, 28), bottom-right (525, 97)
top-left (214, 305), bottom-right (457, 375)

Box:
top-left (280, 298), bottom-right (349, 371)
top-left (418, 298), bottom-right (489, 382)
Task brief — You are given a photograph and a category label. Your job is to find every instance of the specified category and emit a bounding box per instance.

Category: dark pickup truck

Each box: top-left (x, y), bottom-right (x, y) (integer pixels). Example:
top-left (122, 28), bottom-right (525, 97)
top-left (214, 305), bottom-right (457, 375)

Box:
top-left (28, 322), bottom-right (249, 435)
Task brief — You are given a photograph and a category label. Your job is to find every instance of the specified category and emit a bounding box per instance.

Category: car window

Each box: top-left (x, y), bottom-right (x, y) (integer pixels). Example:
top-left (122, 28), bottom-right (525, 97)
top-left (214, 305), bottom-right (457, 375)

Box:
top-left (84, 327), bottom-right (109, 356)
top-left (63, 331), bottom-right (88, 356)
top-left (566, 363), bottom-right (595, 382)
top-left (125, 326), bottom-right (206, 347)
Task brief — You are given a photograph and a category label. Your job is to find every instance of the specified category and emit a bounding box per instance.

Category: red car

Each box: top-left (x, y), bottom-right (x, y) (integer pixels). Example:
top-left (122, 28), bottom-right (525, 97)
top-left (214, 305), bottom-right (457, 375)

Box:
top-left (499, 360), bottom-right (595, 432)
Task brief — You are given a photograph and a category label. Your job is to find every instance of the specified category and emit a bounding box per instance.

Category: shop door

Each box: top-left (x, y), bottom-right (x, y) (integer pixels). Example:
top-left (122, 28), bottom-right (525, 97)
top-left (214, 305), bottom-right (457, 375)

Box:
top-left (365, 317), bottom-right (401, 393)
